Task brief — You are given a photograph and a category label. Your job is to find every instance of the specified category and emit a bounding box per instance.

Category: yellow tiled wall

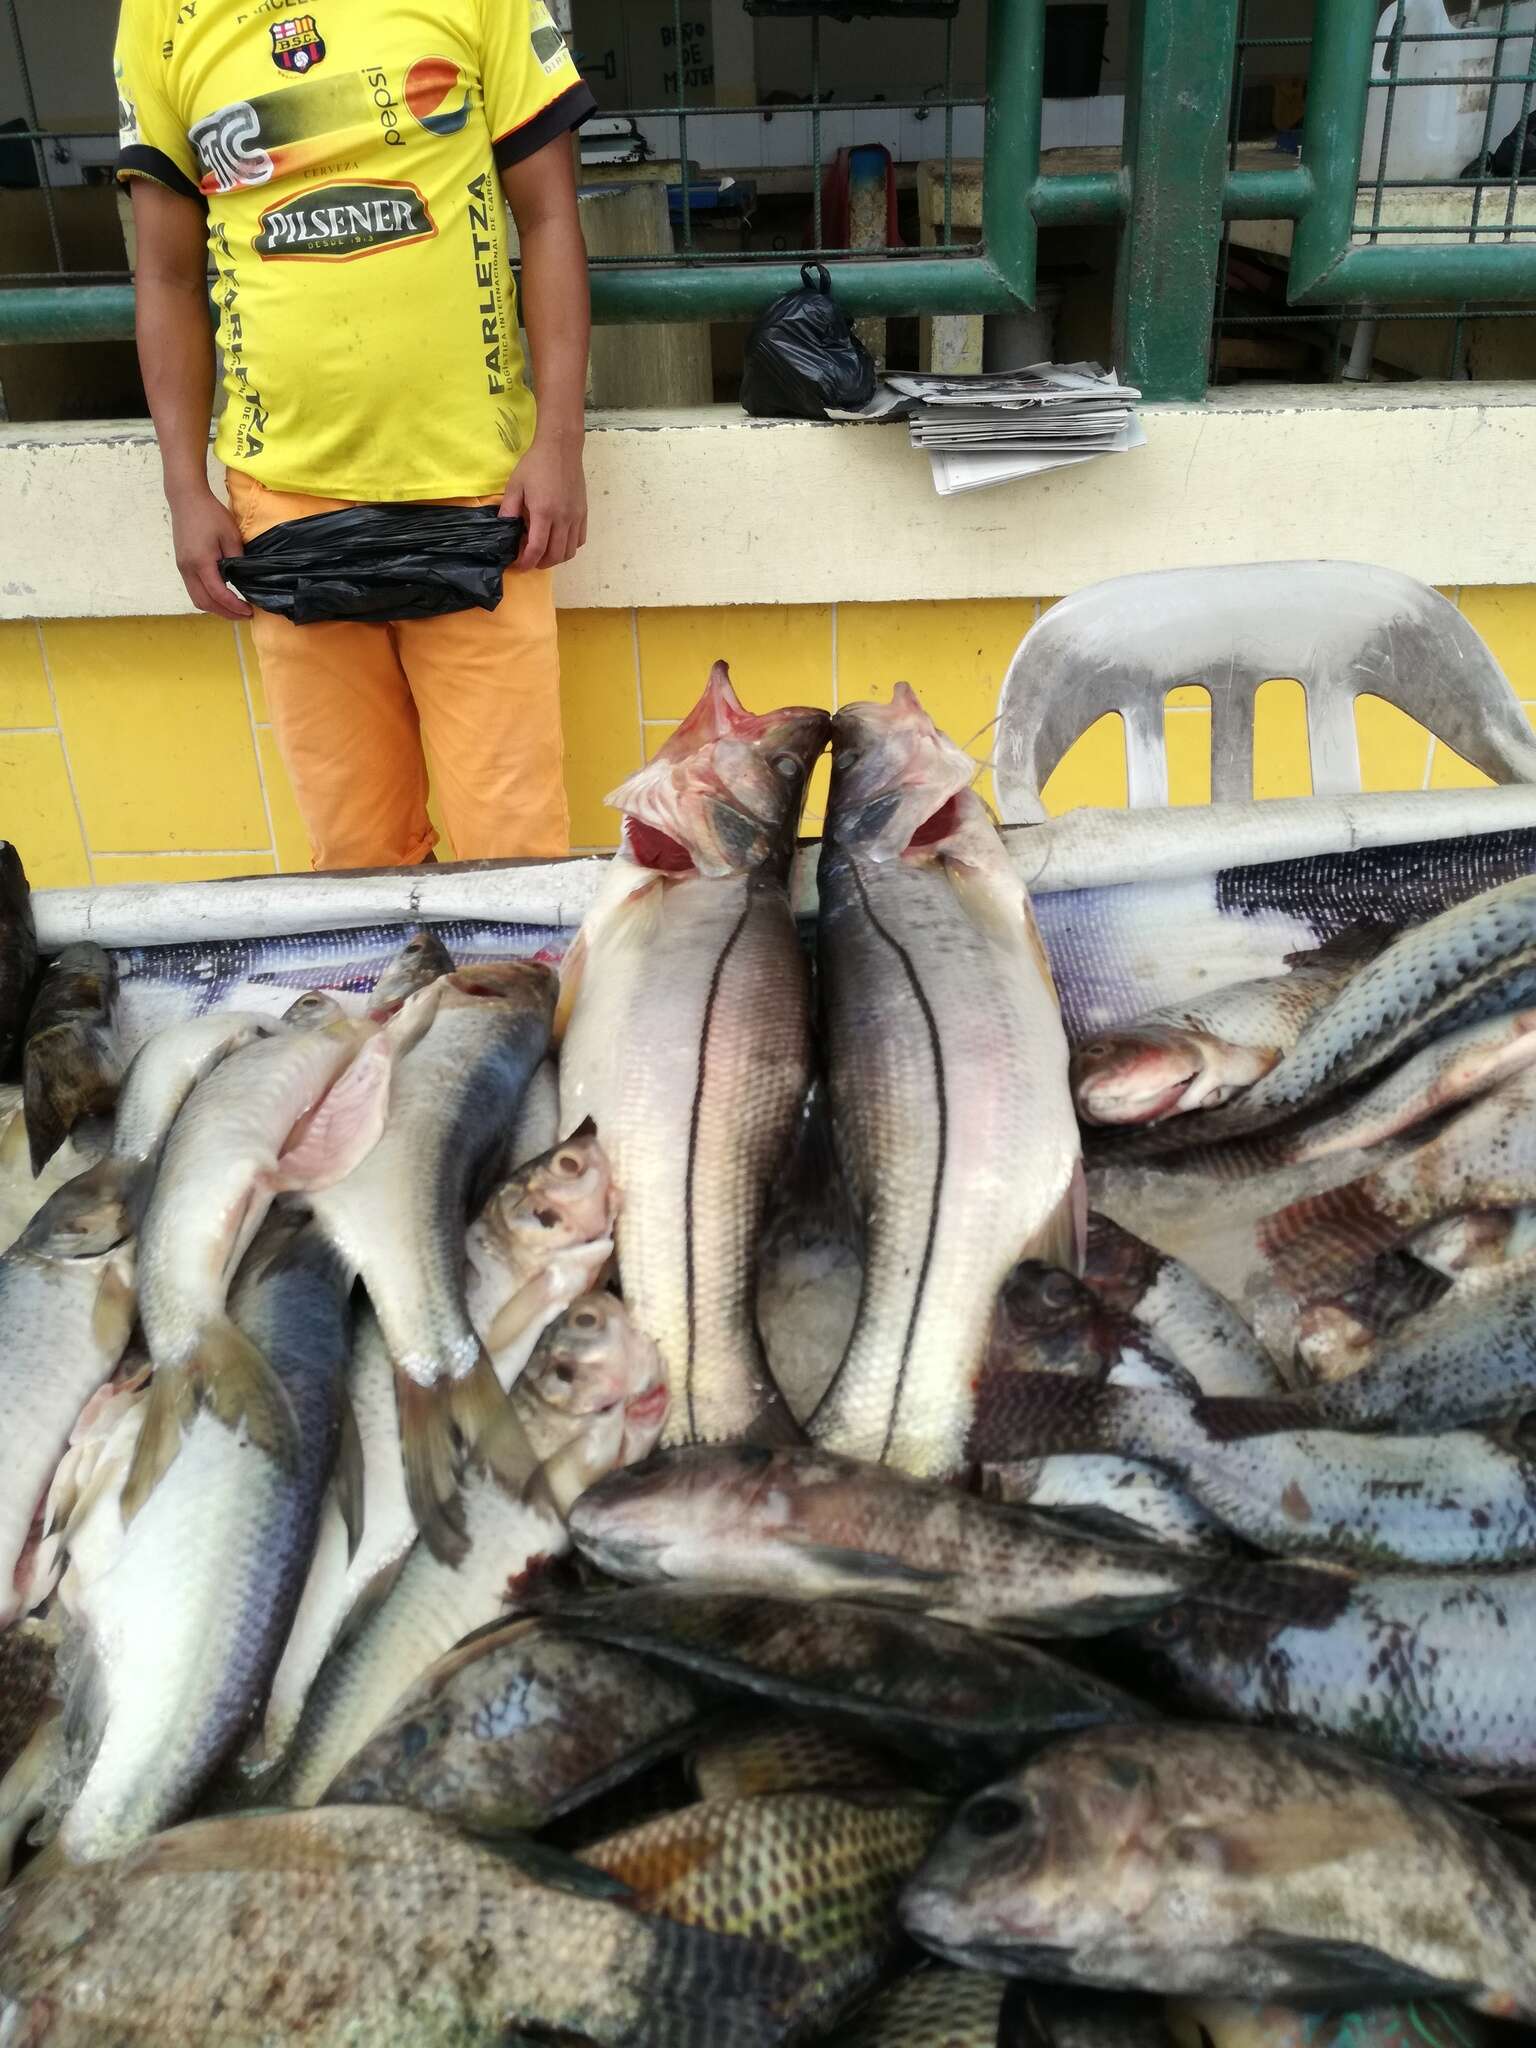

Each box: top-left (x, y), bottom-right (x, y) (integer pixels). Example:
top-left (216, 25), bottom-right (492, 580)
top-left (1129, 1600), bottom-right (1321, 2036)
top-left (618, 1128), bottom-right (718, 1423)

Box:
top-left (5, 588), bottom-right (1536, 886)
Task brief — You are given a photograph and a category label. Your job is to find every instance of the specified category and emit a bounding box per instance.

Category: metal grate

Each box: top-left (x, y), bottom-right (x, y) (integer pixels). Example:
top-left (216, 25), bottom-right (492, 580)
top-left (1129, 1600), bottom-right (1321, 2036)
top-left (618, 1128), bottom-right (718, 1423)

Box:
top-left (1212, 0), bottom-right (1536, 384)
top-left (577, 0), bottom-right (980, 271)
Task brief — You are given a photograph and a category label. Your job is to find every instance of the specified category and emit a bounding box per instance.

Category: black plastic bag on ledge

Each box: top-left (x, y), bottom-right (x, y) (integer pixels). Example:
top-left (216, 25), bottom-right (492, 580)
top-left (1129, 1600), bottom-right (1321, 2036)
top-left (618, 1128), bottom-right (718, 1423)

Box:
top-left (221, 503), bottom-right (524, 625)
top-left (740, 262), bottom-right (877, 421)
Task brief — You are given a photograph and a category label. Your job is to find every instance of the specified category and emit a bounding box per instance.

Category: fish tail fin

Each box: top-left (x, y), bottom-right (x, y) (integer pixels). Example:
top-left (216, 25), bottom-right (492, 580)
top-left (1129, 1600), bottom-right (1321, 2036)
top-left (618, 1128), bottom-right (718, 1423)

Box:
top-left (395, 1371), bottom-right (470, 1567)
top-left (22, 1064), bottom-right (69, 1179)
top-left (1284, 920), bottom-right (1392, 972)
top-left (1258, 1176), bottom-right (1406, 1296)
top-left (18, 1155), bottom-right (143, 1258)
top-left (122, 1319), bottom-right (298, 1522)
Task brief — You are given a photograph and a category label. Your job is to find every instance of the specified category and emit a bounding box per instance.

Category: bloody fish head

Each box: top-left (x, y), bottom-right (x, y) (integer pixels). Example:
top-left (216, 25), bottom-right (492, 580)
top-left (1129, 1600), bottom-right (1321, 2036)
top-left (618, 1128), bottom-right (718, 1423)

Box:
top-left (827, 682), bottom-right (978, 862)
top-left (478, 1121), bottom-right (617, 1266)
top-left (607, 661), bottom-right (830, 879)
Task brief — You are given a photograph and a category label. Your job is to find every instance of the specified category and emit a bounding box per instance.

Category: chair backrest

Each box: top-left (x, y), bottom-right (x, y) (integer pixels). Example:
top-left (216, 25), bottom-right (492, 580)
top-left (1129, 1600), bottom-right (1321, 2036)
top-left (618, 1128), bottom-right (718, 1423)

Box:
top-left (994, 561), bottom-right (1536, 823)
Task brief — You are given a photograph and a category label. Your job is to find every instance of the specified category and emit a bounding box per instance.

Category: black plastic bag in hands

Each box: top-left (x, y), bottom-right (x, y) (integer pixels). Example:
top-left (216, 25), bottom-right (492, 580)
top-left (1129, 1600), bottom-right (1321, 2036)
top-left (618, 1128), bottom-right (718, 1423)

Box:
top-left (740, 262), bottom-right (877, 421)
top-left (221, 502), bottom-right (524, 625)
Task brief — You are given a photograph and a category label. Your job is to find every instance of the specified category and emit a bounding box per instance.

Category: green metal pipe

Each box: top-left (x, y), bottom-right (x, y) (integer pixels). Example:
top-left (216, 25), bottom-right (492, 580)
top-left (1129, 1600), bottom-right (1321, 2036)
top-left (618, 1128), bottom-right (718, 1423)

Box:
top-left (1224, 164), bottom-right (1313, 220)
top-left (0, 285), bottom-right (136, 343)
top-left (592, 256), bottom-right (1019, 321)
top-left (0, 259), bottom-right (1020, 347)
top-left (1030, 172), bottom-right (1125, 225)
top-left (1289, 0), bottom-right (1379, 299)
top-left (1113, 0), bottom-right (1242, 401)
top-left (1295, 239), bottom-right (1536, 304)
top-left (982, 0), bottom-right (1043, 302)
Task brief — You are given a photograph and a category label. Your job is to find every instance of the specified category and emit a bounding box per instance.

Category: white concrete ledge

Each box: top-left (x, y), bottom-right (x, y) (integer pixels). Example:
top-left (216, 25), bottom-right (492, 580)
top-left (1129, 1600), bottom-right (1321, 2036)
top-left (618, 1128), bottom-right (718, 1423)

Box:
top-left (6, 383), bottom-right (1536, 619)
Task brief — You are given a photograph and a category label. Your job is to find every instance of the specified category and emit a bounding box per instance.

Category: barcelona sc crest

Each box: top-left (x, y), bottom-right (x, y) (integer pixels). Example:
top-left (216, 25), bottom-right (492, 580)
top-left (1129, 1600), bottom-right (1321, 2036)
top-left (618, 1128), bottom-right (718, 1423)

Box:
top-left (270, 15), bottom-right (326, 72)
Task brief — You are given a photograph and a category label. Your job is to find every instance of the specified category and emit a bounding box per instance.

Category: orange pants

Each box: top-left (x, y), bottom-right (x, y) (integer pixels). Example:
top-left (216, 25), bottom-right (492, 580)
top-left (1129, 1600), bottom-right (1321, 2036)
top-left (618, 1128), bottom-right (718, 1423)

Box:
top-left (227, 471), bottom-right (569, 870)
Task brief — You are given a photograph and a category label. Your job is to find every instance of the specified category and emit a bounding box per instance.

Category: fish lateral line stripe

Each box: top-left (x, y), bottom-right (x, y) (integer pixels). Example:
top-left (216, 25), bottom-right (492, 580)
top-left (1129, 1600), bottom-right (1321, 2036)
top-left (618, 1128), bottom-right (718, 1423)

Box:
top-left (682, 892), bottom-right (753, 1438)
top-left (849, 855), bottom-right (947, 1464)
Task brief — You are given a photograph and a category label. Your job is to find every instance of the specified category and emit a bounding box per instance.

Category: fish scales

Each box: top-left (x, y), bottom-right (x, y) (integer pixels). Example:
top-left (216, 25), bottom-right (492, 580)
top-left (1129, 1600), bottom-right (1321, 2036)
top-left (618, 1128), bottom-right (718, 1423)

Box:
top-left (0, 1805), bottom-right (802, 2046)
top-left (51, 1211), bottom-right (351, 1863)
top-left (564, 867), bottom-right (811, 1444)
top-left (811, 692), bottom-right (1078, 1475)
top-left (1142, 1564), bottom-right (1536, 1783)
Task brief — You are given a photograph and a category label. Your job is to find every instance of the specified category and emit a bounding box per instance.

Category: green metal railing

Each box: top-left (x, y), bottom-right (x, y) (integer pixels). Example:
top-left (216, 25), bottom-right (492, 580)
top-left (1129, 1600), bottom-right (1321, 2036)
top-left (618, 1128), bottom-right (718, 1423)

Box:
top-left (5, 0), bottom-right (1536, 401)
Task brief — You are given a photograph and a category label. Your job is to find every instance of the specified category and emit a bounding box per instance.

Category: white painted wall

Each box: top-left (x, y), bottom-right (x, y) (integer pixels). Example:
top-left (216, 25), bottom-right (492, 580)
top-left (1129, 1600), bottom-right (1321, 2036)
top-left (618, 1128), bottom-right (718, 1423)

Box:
top-left (4, 383), bottom-right (1535, 619)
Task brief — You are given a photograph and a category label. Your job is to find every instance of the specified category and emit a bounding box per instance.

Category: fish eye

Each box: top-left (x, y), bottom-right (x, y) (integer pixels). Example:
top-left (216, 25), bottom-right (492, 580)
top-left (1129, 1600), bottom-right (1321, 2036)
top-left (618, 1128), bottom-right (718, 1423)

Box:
top-left (1146, 1608), bottom-right (1187, 1644)
top-left (772, 752), bottom-right (801, 779)
top-left (572, 1308), bottom-right (601, 1330)
top-left (1040, 1271), bottom-right (1077, 1308)
top-left (400, 1720), bottom-right (429, 1760)
top-left (959, 1793), bottom-right (1030, 1841)
top-left (555, 1150), bottom-right (583, 1177)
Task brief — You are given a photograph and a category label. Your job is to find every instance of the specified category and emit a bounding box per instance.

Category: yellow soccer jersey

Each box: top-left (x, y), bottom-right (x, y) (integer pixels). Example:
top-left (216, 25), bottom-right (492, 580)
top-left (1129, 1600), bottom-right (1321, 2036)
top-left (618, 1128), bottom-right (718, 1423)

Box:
top-left (114, 0), bottom-right (594, 498)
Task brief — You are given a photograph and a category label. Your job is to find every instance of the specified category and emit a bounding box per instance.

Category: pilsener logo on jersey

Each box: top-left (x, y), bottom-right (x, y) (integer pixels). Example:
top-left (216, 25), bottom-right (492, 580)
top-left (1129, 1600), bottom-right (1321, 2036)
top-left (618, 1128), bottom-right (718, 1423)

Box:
top-left (254, 179), bottom-right (435, 259)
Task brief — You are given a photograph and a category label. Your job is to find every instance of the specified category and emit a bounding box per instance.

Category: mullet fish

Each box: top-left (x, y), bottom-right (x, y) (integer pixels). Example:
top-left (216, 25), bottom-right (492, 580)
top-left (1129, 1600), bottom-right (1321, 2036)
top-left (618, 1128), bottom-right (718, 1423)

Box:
top-left (809, 685), bottom-right (1081, 1475)
top-left (1070, 927), bottom-right (1385, 1126)
top-left (307, 962), bottom-right (556, 1560)
top-left (558, 662), bottom-right (828, 1446)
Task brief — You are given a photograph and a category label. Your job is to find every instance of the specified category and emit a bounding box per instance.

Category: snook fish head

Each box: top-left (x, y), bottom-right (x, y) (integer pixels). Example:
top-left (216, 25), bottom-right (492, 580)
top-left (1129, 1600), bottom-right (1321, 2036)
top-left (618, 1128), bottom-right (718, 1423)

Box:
top-left (476, 1122), bottom-right (617, 1267)
top-left (607, 661), bottom-right (830, 879)
top-left (826, 682), bottom-right (978, 863)
top-left (1070, 1023), bottom-right (1252, 1126)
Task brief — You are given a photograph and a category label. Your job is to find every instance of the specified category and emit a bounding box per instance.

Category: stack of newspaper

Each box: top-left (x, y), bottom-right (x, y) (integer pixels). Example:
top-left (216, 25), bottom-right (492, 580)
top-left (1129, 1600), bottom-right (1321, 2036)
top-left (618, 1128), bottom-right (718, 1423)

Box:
top-left (835, 363), bottom-right (1145, 496)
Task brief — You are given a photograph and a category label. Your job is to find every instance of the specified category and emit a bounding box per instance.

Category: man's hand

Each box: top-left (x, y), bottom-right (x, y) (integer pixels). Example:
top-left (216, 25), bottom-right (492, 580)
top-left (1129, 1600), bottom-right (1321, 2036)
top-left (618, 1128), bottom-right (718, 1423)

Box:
top-left (500, 430), bottom-right (587, 572)
top-left (169, 480), bottom-right (251, 619)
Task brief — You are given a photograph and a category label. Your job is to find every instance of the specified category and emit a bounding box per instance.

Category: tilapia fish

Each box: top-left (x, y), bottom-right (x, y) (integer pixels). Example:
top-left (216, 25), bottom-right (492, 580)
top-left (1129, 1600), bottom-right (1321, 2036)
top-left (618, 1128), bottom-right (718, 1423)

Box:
top-left (0, 839), bottom-right (37, 1077)
top-left (1103, 872), bottom-right (1536, 1156)
top-left (252, 1130), bottom-right (617, 1778)
top-left (18, 1007), bottom-right (275, 1260)
top-left (325, 1616), bottom-right (701, 1832)
top-left (272, 1297), bottom-right (667, 1808)
top-left (44, 1209), bottom-right (352, 1864)
top-left (843, 1964), bottom-right (1014, 2045)
top-left (0, 1239), bottom-right (135, 1623)
top-left (570, 1444), bottom-right (1212, 1637)
top-left (534, 1586), bottom-right (1152, 1774)
top-left (21, 942), bottom-right (120, 1176)
top-left (1010, 1370), bottom-right (1536, 1568)
top-left (582, 1790), bottom-right (941, 2033)
top-left (810, 685), bottom-right (1081, 1475)
top-left (1071, 926), bottom-right (1385, 1125)
top-left (0, 1805), bottom-right (804, 2047)
top-left (900, 1725), bottom-right (1536, 2018)
top-left (558, 662), bottom-right (828, 1447)
top-left (1260, 1064), bottom-right (1536, 1296)
top-left (1166, 1998), bottom-right (1490, 2045)
top-left (308, 961), bottom-right (556, 1558)
top-left (1139, 1562), bottom-right (1536, 1783)
top-left (1082, 1213), bottom-right (1280, 1397)
top-left (132, 989), bottom-right (423, 1519)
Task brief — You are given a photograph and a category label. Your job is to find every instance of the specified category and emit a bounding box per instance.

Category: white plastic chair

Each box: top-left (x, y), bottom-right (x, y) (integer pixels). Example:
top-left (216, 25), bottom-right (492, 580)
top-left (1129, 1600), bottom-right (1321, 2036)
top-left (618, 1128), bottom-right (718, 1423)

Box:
top-left (994, 561), bottom-right (1536, 824)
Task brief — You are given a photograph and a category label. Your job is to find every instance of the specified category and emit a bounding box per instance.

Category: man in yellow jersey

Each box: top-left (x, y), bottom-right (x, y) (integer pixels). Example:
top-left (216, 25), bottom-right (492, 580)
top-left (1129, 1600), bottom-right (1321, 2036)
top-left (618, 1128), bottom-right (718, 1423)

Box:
top-left (113, 0), bottom-right (596, 868)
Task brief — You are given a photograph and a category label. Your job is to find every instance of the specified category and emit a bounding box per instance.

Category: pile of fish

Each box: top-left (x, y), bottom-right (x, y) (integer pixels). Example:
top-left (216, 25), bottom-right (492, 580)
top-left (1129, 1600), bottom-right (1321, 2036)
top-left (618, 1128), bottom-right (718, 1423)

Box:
top-left (4, 667), bottom-right (1536, 2045)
